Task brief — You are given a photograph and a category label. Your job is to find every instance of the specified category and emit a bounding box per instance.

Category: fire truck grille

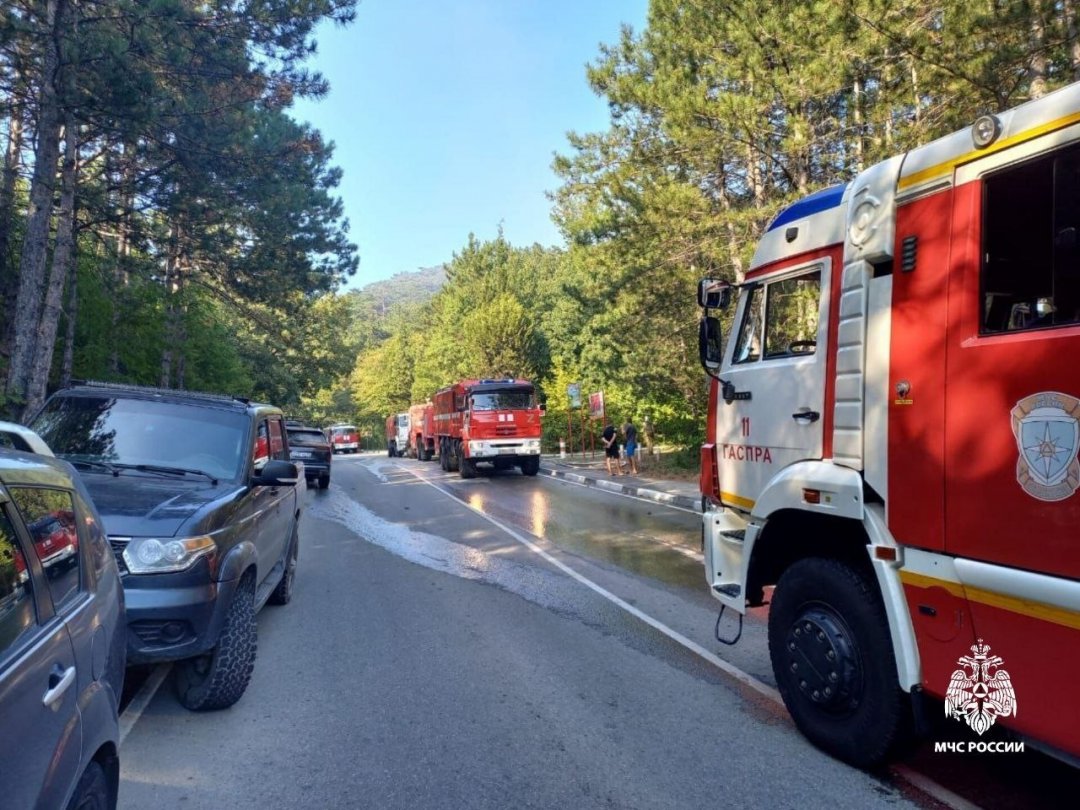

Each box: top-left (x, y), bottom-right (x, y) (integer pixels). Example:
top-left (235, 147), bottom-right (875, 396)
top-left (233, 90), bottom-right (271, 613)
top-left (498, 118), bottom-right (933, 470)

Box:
top-left (494, 425), bottom-right (518, 436)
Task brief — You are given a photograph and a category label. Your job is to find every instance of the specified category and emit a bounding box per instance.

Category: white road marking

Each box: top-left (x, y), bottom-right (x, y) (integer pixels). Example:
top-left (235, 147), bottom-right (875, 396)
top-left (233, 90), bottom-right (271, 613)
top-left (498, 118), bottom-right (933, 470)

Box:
top-left (404, 463), bottom-right (977, 810)
top-left (406, 466), bottom-right (779, 702)
top-left (118, 663), bottom-right (172, 746)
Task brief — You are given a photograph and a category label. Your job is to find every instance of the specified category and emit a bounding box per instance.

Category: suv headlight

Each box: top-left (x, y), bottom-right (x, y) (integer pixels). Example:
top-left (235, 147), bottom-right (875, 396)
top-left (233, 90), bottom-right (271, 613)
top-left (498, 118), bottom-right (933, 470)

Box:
top-left (123, 536), bottom-right (216, 574)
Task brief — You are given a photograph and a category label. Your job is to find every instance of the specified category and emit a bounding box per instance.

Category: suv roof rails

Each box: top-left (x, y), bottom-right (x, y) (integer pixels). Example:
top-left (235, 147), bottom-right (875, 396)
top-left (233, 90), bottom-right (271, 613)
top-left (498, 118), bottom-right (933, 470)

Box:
top-left (70, 379), bottom-right (251, 406)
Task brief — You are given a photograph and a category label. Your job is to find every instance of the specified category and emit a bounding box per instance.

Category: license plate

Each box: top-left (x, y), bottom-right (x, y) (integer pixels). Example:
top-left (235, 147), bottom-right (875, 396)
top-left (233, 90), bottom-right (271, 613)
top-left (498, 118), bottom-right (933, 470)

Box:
top-left (497, 448), bottom-right (517, 455)
top-left (292, 451), bottom-right (312, 458)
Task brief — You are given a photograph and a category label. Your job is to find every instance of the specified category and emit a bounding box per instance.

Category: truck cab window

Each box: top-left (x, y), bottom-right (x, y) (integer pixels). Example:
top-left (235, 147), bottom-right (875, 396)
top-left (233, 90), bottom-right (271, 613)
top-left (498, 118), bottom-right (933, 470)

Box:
top-left (764, 271), bottom-right (820, 357)
top-left (732, 285), bottom-right (764, 364)
top-left (982, 145), bottom-right (1080, 333)
top-left (733, 269), bottom-right (821, 364)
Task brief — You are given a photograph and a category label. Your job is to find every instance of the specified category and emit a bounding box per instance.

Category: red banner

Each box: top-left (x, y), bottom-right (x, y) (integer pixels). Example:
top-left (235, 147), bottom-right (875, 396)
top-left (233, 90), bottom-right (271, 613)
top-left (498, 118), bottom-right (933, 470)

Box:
top-left (588, 391), bottom-right (604, 419)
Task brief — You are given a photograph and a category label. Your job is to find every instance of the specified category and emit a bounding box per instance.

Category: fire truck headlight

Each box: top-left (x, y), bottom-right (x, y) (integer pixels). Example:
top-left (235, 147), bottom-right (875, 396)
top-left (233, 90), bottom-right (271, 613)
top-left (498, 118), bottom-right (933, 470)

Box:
top-left (972, 114), bottom-right (1001, 149)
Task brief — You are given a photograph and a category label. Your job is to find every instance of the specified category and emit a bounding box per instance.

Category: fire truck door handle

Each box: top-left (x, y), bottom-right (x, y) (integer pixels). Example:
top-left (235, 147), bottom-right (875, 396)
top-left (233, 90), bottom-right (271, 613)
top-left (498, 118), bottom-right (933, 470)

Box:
top-left (792, 410), bottom-right (820, 423)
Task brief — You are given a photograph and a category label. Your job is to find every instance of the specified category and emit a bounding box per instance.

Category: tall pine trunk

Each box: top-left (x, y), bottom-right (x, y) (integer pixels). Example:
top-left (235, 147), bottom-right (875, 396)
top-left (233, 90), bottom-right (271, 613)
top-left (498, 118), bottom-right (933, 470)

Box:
top-left (25, 112), bottom-right (77, 416)
top-left (7, 0), bottom-right (67, 406)
top-left (109, 139), bottom-right (135, 376)
top-left (1066, 0), bottom-right (1080, 80)
top-left (60, 263), bottom-right (76, 387)
top-left (0, 105), bottom-right (25, 350)
top-left (160, 223), bottom-right (181, 388)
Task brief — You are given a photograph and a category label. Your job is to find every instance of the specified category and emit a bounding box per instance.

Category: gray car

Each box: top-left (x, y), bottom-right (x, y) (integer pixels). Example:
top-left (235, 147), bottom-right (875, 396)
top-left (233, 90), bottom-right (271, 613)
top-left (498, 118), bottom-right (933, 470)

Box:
top-left (0, 448), bottom-right (125, 809)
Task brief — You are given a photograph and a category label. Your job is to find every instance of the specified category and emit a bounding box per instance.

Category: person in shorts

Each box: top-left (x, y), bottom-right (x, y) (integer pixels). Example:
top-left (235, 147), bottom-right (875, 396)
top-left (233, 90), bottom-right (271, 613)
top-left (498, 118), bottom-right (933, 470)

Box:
top-left (602, 420), bottom-right (621, 475)
top-left (622, 421), bottom-right (639, 475)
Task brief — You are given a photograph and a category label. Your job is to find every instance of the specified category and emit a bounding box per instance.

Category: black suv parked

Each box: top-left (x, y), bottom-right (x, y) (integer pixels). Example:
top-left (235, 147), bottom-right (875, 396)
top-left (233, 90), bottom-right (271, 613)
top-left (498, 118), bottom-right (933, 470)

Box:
top-left (286, 425), bottom-right (332, 489)
top-left (31, 383), bottom-right (304, 711)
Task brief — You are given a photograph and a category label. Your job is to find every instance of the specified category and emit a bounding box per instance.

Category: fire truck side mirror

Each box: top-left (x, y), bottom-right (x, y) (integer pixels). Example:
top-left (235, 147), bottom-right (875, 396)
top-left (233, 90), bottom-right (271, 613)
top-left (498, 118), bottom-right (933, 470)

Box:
top-left (698, 316), bottom-right (723, 374)
top-left (698, 278), bottom-right (731, 309)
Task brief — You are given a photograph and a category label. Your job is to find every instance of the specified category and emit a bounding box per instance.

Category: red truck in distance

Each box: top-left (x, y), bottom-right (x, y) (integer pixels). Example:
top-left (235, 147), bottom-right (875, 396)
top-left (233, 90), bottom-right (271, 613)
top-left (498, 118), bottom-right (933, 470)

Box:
top-left (409, 402), bottom-right (436, 461)
top-left (433, 379), bottom-right (542, 478)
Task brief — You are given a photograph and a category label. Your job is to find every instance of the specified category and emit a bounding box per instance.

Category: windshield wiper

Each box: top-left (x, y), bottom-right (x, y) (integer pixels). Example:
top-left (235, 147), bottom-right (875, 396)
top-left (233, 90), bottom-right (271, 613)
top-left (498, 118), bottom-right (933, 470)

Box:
top-left (111, 463), bottom-right (218, 485)
top-left (64, 458), bottom-right (119, 475)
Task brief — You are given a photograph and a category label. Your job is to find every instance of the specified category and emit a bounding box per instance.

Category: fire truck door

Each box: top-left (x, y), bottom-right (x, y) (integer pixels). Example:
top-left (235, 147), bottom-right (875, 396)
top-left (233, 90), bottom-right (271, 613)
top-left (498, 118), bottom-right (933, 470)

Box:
top-left (942, 154), bottom-right (1080, 753)
top-left (716, 260), bottom-right (830, 510)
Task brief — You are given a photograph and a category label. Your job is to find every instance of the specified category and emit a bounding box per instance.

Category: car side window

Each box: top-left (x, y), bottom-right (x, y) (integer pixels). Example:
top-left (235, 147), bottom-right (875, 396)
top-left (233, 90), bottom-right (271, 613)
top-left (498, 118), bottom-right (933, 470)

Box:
top-left (0, 507), bottom-right (37, 660)
top-left (74, 492), bottom-right (110, 580)
top-left (9, 488), bottom-right (81, 611)
top-left (253, 421), bottom-right (270, 471)
top-left (268, 419), bottom-right (287, 461)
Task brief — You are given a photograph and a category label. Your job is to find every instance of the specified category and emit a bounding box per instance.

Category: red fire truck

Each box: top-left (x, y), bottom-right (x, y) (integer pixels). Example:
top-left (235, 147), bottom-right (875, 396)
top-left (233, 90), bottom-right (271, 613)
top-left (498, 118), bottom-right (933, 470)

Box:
top-left (408, 402), bottom-right (436, 461)
top-left (385, 413), bottom-right (408, 457)
top-left (697, 83), bottom-right (1080, 768)
top-left (432, 379), bottom-right (542, 478)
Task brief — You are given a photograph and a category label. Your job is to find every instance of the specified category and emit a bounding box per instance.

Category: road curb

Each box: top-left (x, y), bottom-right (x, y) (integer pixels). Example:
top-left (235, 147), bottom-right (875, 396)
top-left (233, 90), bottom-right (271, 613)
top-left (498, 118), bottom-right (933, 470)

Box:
top-left (541, 466), bottom-right (700, 510)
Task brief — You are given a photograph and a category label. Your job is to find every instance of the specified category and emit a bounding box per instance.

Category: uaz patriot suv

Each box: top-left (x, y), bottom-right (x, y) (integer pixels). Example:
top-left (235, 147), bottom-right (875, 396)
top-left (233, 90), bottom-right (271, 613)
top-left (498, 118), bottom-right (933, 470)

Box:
top-left (31, 383), bottom-right (304, 711)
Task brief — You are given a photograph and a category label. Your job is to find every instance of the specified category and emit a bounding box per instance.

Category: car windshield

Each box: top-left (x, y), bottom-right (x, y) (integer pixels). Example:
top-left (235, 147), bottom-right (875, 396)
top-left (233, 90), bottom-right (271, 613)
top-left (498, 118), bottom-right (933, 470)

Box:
top-left (288, 429), bottom-right (326, 446)
top-left (470, 388), bottom-right (535, 411)
top-left (31, 395), bottom-right (248, 481)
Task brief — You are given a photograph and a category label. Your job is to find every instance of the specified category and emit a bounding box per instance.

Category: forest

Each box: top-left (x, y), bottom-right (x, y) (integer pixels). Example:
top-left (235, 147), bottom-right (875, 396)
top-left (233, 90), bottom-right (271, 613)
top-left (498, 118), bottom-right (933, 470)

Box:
top-left (3, 1), bottom-right (1079, 452)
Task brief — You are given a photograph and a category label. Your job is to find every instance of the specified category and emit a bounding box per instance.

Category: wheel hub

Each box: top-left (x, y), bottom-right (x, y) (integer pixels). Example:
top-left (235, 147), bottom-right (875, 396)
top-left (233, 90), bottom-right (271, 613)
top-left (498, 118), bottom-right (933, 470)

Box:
top-left (784, 607), bottom-right (861, 712)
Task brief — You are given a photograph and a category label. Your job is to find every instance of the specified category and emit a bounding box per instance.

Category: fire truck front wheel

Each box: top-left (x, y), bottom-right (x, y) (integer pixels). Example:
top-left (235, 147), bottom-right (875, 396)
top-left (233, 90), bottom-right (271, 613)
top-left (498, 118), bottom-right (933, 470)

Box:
top-left (767, 557), bottom-right (909, 769)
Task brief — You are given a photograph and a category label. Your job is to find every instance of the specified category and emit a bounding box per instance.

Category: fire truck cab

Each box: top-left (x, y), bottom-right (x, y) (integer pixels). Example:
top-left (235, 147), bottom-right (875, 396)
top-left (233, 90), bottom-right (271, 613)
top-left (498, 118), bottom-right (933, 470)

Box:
top-left (433, 379), bottom-right (543, 479)
top-left (698, 83), bottom-right (1080, 768)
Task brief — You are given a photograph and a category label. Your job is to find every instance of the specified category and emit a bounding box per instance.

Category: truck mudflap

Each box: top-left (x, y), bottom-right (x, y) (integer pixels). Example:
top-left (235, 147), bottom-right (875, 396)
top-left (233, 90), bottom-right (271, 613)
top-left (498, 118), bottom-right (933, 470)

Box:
top-left (702, 506), bottom-right (757, 614)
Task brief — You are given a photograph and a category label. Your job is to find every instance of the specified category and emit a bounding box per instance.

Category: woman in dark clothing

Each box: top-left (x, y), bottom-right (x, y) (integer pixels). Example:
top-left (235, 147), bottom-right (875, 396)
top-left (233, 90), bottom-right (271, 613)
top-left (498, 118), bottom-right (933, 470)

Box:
top-left (602, 421), bottom-right (621, 475)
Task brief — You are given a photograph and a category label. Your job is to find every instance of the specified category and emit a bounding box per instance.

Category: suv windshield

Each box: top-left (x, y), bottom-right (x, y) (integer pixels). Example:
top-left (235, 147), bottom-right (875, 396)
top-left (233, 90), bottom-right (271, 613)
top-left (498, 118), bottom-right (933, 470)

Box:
top-left (32, 395), bottom-right (248, 481)
top-left (470, 388), bottom-right (535, 411)
top-left (288, 429), bottom-right (327, 446)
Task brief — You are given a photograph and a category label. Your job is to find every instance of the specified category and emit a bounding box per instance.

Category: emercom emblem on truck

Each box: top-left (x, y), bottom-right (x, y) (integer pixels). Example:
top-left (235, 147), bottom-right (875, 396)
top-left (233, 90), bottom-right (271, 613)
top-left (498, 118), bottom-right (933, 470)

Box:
top-left (1011, 391), bottom-right (1080, 501)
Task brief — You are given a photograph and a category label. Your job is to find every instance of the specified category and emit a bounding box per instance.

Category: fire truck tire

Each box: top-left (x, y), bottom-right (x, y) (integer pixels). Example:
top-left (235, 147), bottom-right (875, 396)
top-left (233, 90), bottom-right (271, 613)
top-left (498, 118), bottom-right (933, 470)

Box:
top-left (520, 456), bottom-right (540, 476)
top-left (460, 455), bottom-right (477, 479)
top-left (768, 557), bottom-right (908, 769)
top-left (449, 441), bottom-right (460, 472)
top-left (439, 441), bottom-right (448, 470)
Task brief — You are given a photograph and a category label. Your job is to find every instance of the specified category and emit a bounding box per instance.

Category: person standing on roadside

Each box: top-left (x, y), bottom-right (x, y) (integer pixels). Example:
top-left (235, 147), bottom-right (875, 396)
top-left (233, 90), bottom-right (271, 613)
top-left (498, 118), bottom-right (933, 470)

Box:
top-left (602, 419), bottom-right (621, 475)
top-left (622, 421), bottom-right (639, 475)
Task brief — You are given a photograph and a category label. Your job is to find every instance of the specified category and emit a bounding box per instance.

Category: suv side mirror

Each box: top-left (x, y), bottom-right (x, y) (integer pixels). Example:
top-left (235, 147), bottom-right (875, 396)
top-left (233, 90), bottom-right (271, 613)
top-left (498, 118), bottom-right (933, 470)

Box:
top-left (698, 278), bottom-right (731, 309)
top-left (699, 316), bottom-right (724, 373)
top-left (254, 459), bottom-right (299, 486)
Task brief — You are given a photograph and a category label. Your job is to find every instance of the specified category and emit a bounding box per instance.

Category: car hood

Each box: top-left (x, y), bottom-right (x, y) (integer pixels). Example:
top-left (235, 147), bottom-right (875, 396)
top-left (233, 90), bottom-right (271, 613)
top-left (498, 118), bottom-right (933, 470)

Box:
top-left (80, 472), bottom-right (233, 538)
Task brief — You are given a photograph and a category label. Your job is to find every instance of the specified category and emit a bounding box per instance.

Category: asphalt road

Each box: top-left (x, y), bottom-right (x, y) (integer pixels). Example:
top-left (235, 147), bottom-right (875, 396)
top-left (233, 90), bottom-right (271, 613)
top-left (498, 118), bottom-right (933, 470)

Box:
top-left (117, 453), bottom-right (1080, 809)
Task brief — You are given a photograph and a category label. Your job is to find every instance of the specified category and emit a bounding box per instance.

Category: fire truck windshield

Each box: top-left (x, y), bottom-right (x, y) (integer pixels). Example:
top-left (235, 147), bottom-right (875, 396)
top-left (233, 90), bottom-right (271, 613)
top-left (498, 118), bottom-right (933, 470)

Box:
top-left (470, 389), bottom-right (535, 411)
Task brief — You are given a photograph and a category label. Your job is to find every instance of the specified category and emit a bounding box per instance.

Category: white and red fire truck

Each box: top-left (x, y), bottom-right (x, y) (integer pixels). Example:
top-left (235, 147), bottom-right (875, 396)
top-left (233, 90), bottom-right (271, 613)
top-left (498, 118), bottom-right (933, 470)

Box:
top-left (697, 82), bottom-right (1080, 768)
top-left (432, 378), bottom-right (543, 478)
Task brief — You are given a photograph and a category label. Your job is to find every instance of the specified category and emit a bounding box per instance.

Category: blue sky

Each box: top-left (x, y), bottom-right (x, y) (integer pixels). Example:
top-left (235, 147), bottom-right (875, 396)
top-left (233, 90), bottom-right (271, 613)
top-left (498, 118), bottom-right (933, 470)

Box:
top-left (293, 0), bottom-right (649, 289)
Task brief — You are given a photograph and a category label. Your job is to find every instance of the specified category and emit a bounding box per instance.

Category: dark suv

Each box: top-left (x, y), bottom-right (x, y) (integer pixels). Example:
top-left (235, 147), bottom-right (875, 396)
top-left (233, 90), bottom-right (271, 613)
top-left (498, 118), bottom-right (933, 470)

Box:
top-left (0, 447), bottom-right (125, 810)
top-left (31, 383), bottom-right (304, 711)
top-left (286, 425), bottom-right (332, 489)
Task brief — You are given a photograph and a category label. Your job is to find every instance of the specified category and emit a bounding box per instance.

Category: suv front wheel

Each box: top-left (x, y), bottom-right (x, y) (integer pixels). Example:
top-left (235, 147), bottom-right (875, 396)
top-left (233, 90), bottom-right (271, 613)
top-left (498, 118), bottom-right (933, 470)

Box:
top-left (175, 574), bottom-right (257, 711)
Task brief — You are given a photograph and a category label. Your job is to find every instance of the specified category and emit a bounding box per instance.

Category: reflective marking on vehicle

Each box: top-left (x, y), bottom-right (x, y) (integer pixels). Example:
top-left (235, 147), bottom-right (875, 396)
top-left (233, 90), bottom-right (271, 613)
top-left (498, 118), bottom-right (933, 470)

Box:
top-left (118, 663), bottom-right (172, 746)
